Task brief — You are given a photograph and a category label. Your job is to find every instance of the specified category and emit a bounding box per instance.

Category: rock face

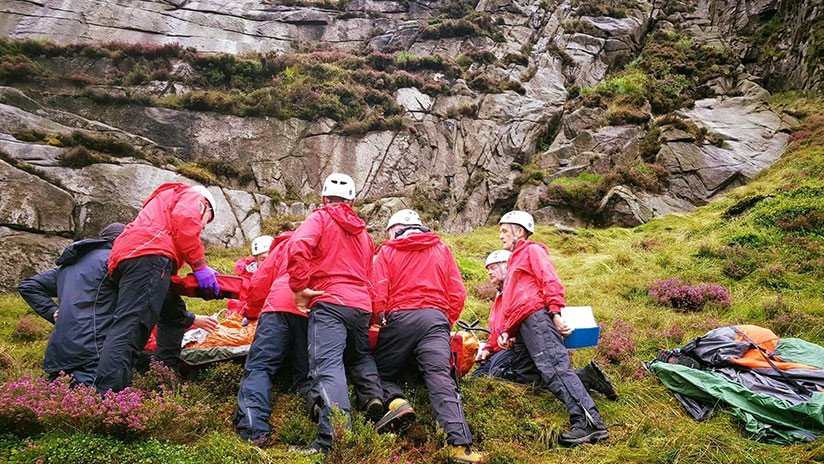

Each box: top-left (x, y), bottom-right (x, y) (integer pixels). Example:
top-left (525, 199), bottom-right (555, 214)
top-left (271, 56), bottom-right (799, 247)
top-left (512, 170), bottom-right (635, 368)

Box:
top-left (698, 0), bottom-right (823, 92)
top-left (0, 227), bottom-right (72, 295)
top-left (0, 0), bottom-right (813, 289)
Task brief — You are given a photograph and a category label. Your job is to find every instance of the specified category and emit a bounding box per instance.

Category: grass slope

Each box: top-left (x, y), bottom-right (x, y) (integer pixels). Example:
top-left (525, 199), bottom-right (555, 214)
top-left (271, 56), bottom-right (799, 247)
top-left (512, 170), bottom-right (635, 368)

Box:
top-left (0, 94), bottom-right (822, 462)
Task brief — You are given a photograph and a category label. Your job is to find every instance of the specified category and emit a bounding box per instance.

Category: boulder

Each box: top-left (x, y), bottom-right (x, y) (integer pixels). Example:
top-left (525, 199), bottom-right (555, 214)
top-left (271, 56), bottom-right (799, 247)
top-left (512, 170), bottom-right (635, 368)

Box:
top-left (0, 160), bottom-right (75, 235)
top-left (0, 227), bottom-right (72, 293)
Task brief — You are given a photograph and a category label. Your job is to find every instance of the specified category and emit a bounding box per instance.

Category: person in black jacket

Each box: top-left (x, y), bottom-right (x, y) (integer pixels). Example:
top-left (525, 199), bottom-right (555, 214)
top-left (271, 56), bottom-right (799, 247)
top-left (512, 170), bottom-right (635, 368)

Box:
top-left (19, 224), bottom-right (219, 387)
top-left (18, 223), bottom-right (126, 385)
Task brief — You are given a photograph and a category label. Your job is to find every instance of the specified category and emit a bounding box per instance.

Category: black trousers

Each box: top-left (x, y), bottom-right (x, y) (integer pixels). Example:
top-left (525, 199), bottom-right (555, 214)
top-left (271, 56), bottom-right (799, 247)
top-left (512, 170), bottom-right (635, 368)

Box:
top-left (308, 301), bottom-right (383, 451)
top-left (375, 309), bottom-right (472, 446)
top-left (93, 255), bottom-right (189, 393)
top-left (235, 311), bottom-right (311, 441)
top-left (517, 310), bottom-right (604, 429)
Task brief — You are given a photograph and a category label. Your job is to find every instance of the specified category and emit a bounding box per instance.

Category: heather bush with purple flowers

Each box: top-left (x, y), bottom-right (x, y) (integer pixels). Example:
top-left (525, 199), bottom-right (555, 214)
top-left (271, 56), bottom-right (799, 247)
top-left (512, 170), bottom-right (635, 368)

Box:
top-left (662, 324), bottom-right (685, 344)
top-left (596, 319), bottom-right (636, 365)
top-left (13, 315), bottom-right (51, 342)
top-left (0, 374), bottom-right (207, 442)
top-left (648, 278), bottom-right (730, 312)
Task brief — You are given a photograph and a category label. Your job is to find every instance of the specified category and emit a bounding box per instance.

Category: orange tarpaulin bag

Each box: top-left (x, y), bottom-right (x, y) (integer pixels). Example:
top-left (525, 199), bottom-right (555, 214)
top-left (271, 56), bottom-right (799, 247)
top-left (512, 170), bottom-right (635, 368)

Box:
top-left (730, 325), bottom-right (817, 371)
top-left (451, 330), bottom-right (479, 379)
top-left (185, 312), bottom-right (258, 349)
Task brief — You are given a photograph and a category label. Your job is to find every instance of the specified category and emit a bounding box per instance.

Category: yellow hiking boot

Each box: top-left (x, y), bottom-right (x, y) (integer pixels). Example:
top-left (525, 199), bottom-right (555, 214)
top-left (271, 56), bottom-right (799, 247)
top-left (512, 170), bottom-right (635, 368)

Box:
top-left (374, 398), bottom-right (416, 433)
top-left (445, 444), bottom-right (484, 463)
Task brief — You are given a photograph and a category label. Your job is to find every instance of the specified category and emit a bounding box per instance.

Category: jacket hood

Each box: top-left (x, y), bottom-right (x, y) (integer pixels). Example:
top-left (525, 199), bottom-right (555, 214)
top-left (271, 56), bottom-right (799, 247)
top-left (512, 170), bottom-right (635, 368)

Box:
top-left (56, 238), bottom-right (112, 267)
top-left (142, 182), bottom-right (188, 208)
top-left (385, 231), bottom-right (441, 251)
top-left (272, 231), bottom-right (294, 248)
top-left (323, 203), bottom-right (366, 235)
top-left (512, 239), bottom-right (548, 257)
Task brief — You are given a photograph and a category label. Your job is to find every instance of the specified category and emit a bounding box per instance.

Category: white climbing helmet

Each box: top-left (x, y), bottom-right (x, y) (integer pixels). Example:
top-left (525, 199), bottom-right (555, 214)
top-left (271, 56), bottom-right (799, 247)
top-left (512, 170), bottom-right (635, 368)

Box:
top-left (251, 235), bottom-right (274, 256)
top-left (321, 173), bottom-right (356, 200)
top-left (385, 209), bottom-right (423, 230)
top-left (499, 210), bottom-right (535, 234)
top-left (191, 185), bottom-right (216, 223)
top-left (485, 249), bottom-right (512, 267)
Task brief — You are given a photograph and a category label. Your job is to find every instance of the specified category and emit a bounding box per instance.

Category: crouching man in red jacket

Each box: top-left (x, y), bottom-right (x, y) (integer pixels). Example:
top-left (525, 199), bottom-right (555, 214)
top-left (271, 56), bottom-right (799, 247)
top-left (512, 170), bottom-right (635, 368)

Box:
top-left (288, 173), bottom-right (384, 454)
top-left (93, 183), bottom-right (221, 394)
top-left (496, 210), bottom-right (609, 447)
top-left (234, 231), bottom-right (314, 445)
top-left (227, 235), bottom-right (274, 315)
top-left (371, 209), bottom-right (482, 464)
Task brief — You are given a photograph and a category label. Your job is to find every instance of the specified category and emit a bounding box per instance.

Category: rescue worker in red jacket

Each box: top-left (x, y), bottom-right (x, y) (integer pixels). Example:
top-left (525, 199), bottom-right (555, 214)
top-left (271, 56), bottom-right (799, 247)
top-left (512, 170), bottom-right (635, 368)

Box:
top-left (227, 235), bottom-right (274, 315)
top-left (496, 210), bottom-right (608, 447)
top-left (93, 183), bottom-right (221, 394)
top-left (287, 173), bottom-right (384, 454)
top-left (234, 231), bottom-right (314, 444)
top-left (371, 209), bottom-right (482, 463)
top-left (473, 250), bottom-right (617, 401)
top-left (471, 250), bottom-right (511, 377)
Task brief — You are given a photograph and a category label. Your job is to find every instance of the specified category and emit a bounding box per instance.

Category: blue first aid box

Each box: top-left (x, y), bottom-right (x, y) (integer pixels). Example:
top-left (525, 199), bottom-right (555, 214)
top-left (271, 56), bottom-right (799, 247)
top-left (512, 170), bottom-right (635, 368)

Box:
top-left (560, 306), bottom-right (600, 349)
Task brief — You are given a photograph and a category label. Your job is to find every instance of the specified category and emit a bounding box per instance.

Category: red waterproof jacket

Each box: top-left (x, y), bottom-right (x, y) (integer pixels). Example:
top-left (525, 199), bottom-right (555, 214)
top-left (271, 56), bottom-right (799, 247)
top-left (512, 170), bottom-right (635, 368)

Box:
top-left (108, 183), bottom-right (209, 274)
top-left (370, 232), bottom-right (466, 326)
top-left (499, 240), bottom-right (566, 335)
top-left (485, 292), bottom-right (504, 353)
top-left (287, 203), bottom-right (374, 312)
top-left (227, 256), bottom-right (256, 314)
top-left (244, 232), bottom-right (304, 320)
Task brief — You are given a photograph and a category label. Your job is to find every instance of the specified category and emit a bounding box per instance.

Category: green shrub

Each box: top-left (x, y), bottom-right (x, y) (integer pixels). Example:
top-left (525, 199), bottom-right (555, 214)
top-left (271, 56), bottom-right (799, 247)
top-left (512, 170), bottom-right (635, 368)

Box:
top-left (502, 52), bottom-right (529, 67)
top-left (571, 0), bottom-right (642, 18)
top-left (467, 73), bottom-right (525, 94)
top-left (562, 19), bottom-right (607, 38)
top-left (178, 163), bottom-right (219, 186)
top-left (420, 12), bottom-right (505, 42)
top-left (514, 163), bottom-right (547, 186)
top-left (573, 30), bottom-right (737, 114)
top-left (445, 101), bottom-right (480, 119)
top-left (196, 362), bottom-right (244, 399)
top-left (195, 158), bottom-right (255, 185)
top-left (0, 60), bottom-right (36, 83)
top-left (123, 68), bottom-right (149, 85)
top-left (12, 315), bottom-right (50, 342)
top-left (58, 146), bottom-right (115, 168)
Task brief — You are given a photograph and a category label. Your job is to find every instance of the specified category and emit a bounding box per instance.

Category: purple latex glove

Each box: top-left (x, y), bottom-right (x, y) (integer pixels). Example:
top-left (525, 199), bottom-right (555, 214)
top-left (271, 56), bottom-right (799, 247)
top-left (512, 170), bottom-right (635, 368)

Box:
top-left (193, 265), bottom-right (220, 298)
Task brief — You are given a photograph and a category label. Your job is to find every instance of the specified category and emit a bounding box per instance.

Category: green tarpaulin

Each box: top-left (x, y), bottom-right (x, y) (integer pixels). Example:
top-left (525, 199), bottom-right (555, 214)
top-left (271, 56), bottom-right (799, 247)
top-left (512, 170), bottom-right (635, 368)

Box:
top-left (650, 337), bottom-right (824, 445)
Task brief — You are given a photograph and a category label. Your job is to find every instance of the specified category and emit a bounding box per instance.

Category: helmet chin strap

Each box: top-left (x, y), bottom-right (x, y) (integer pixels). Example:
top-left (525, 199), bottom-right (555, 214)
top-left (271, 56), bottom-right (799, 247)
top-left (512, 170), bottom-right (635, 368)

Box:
top-left (507, 224), bottom-right (526, 249)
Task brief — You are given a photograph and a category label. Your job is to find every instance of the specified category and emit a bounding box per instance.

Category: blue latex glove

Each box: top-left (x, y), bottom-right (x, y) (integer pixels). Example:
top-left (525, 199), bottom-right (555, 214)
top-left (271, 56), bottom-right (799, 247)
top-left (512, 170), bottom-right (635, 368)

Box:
top-left (241, 317), bottom-right (249, 327)
top-left (193, 265), bottom-right (220, 298)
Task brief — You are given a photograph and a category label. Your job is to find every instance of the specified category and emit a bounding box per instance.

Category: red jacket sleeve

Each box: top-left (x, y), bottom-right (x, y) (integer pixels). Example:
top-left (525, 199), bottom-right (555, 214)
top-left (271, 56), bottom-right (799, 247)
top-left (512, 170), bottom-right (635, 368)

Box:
top-left (485, 332), bottom-right (500, 352)
top-left (170, 189), bottom-right (207, 270)
top-left (443, 247), bottom-right (466, 327)
top-left (244, 252), bottom-right (278, 320)
top-left (287, 211), bottom-right (324, 292)
top-left (485, 295), bottom-right (501, 352)
top-left (369, 249), bottom-right (391, 316)
top-left (528, 244), bottom-right (566, 313)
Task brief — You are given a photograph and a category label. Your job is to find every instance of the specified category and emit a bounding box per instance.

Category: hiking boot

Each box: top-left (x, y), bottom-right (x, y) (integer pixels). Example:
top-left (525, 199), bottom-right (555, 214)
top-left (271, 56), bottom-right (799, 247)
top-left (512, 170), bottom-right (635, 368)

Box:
top-left (558, 426), bottom-right (609, 447)
top-left (250, 435), bottom-right (275, 449)
top-left (445, 444), bottom-right (484, 463)
top-left (580, 361), bottom-right (618, 401)
top-left (364, 397), bottom-right (385, 422)
top-left (288, 443), bottom-right (326, 455)
top-left (374, 398), bottom-right (416, 433)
